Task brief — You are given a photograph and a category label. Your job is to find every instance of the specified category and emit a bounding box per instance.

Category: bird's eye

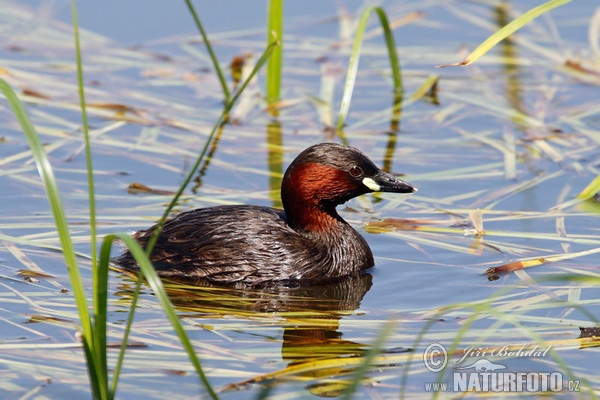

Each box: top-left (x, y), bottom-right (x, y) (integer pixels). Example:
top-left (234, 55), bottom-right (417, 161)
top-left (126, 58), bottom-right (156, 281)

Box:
top-left (349, 166), bottom-right (363, 178)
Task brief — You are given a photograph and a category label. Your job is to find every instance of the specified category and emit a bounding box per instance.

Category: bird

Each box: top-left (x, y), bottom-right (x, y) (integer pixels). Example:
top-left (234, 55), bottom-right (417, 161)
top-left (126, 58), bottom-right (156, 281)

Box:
top-left (113, 142), bottom-right (415, 286)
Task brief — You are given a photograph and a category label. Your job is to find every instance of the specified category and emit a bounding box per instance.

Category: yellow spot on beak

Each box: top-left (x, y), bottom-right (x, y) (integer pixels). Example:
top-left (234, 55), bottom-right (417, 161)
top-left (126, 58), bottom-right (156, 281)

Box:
top-left (362, 177), bottom-right (381, 191)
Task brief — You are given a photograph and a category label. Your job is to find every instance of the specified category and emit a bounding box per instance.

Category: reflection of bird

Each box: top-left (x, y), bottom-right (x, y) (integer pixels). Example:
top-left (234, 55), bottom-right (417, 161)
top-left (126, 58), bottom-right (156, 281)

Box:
top-left (114, 143), bottom-right (415, 286)
top-left (154, 272), bottom-right (373, 317)
top-left (278, 274), bottom-right (373, 362)
top-left (457, 359), bottom-right (507, 372)
top-left (117, 273), bottom-right (378, 396)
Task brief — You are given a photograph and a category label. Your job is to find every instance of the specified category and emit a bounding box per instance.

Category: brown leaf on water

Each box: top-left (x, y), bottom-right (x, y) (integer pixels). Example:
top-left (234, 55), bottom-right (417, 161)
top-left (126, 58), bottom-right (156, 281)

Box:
top-left (17, 269), bottom-right (54, 279)
top-left (564, 60), bottom-right (600, 77)
top-left (107, 341), bottom-right (148, 348)
top-left (365, 218), bottom-right (433, 233)
top-left (486, 261), bottom-right (524, 277)
top-left (22, 88), bottom-right (51, 99)
top-left (26, 315), bottom-right (71, 324)
top-left (87, 102), bottom-right (134, 113)
top-left (8, 45), bottom-right (26, 52)
top-left (127, 182), bottom-right (176, 196)
top-left (5, 241), bottom-right (58, 288)
top-left (163, 369), bottom-right (188, 376)
top-left (485, 258), bottom-right (547, 281)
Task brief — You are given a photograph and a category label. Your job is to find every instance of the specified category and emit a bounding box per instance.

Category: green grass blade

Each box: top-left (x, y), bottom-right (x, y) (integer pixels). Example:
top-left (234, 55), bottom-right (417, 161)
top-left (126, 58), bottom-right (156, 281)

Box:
top-left (103, 39), bottom-right (276, 400)
top-left (577, 175), bottom-right (600, 200)
top-left (0, 77), bottom-right (103, 396)
top-left (100, 234), bottom-right (219, 400)
top-left (145, 40), bottom-right (277, 254)
top-left (440, 0), bottom-right (572, 67)
top-left (109, 271), bottom-right (143, 396)
top-left (336, 7), bottom-right (402, 132)
top-left (266, 0), bottom-right (283, 106)
top-left (70, 3), bottom-right (109, 398)
top-left (184, 0), bottom-right (231, 102)
top-left (109, 43), bottom-right (277, 398)
top-left (70, 0), bottom-right (97, 273)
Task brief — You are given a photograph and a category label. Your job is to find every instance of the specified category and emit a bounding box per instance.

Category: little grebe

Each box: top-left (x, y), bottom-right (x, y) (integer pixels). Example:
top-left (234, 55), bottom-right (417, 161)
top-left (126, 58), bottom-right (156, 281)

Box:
top-left (114, 142), bottom-right (416, 286)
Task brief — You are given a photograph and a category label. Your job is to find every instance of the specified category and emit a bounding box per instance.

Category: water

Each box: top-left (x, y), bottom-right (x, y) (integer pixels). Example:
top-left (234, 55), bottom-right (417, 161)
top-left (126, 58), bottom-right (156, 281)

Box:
top-left (1, 1), bottom-right (599, 398)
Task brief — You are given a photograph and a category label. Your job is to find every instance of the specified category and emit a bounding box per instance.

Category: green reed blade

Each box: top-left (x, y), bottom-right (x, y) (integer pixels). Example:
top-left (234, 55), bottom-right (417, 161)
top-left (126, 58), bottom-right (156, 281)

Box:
top-left (440, 0), bottom-right (572, 67)
top-left (100, 234), bottom-right (218, 400)
top-left (266, 0), bottom-right (283, 105)
top-left (0, 77), bottom-right (105, 395)
top-left (336, 7), bottom-right (402, 132)
top-left (145, 40), bottom-right (277, 254)
top-left (111, 40), bottom-right (278, 399)
top-left (109, 268), bottom-right (146, 397)
top-left (577, 174), bottom-right (600, 201)
top-left (184, 0), bottom-right (231, 102)
top-left (70, 0), bottom-right (96, 271)
top-left (70, 4), bottom-right (110, 398)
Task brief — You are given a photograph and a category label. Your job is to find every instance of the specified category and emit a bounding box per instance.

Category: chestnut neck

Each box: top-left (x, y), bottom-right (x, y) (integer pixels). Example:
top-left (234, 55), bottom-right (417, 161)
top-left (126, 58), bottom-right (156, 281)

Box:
top-left (281, 163), bottom-right (350, 233)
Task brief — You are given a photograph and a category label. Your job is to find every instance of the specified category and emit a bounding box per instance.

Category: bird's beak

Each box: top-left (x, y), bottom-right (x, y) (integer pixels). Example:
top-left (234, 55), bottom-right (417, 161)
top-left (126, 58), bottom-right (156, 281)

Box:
top-left (362, 170), bottom-right (416, 194)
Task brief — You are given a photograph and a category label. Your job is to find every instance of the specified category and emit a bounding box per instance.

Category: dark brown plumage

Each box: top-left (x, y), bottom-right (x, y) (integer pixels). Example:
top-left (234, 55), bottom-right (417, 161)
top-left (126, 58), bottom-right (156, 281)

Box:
top-left (113, 142), bottom-right (415, 286)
